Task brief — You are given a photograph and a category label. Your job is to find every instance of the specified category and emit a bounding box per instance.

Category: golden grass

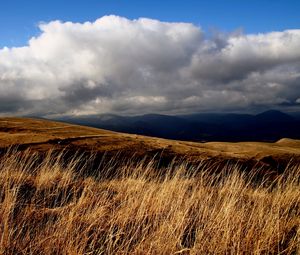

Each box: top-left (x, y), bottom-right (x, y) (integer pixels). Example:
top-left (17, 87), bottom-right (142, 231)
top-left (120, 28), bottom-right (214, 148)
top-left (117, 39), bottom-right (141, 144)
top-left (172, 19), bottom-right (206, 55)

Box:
top-left (0, 150), bottom-right (299, 254)
top-left (2, 117), bottom-right (300, 164)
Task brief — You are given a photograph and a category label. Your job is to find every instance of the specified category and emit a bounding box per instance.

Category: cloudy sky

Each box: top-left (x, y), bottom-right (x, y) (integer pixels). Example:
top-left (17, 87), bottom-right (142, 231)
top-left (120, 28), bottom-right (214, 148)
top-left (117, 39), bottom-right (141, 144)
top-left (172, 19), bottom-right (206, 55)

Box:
top-left (1, 1), bottom-right (300, 116)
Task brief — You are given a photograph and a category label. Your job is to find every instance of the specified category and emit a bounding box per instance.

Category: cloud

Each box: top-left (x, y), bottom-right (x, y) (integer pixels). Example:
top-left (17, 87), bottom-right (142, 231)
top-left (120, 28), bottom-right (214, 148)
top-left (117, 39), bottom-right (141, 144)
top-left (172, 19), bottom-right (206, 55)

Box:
top-left (0, 15), bottom-right (300, 116)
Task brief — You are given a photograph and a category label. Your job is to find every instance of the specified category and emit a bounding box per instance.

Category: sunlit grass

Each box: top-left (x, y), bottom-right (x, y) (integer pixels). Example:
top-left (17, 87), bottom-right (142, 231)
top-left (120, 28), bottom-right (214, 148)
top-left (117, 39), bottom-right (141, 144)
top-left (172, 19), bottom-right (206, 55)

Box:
top-left (0, 150), bottom-right (299, 254)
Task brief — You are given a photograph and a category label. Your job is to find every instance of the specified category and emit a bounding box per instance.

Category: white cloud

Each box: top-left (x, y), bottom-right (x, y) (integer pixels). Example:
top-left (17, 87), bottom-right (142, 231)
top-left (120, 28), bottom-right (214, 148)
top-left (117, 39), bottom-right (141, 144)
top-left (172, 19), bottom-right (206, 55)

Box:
top-left (0, 15), bottom-right (300, 116)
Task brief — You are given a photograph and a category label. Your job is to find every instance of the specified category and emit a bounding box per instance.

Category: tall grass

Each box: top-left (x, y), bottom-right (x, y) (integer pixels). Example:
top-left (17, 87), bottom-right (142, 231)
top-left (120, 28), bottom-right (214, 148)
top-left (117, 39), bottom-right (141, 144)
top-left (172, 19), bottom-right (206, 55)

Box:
top-left (0, 150), bottom-right (299, 254)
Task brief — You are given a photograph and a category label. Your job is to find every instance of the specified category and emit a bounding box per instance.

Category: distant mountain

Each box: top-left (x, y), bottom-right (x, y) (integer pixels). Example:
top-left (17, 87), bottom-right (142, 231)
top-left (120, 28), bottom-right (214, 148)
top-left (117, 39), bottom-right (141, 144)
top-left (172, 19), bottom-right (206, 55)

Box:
top-left (179, 113), bottom-right (255, 128)
top-left (288, 112), bottom-right (300, 121)
top-left (255, 110), bottom-right (294, 123)
top-left (57, 110), bottom-right (300, 142)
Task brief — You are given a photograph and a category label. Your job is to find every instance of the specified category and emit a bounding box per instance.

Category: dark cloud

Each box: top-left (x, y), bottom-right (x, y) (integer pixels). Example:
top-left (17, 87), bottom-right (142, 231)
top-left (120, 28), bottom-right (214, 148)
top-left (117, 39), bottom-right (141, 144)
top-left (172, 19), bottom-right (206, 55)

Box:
top-left (0, 94), bottom-right (32, 113)
top-left (0, 15), bottom-right (300, 116)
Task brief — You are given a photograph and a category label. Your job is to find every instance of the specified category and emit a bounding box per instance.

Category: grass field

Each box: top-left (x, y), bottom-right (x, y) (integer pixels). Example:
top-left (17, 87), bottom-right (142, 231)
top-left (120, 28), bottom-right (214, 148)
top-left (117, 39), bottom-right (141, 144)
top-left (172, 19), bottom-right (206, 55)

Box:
top-left (1, 117), bottom-right (300, 168)
top-left (0, 150), bottom-right (299, 254)
top-left (0, 118), bottom-right (300, 254)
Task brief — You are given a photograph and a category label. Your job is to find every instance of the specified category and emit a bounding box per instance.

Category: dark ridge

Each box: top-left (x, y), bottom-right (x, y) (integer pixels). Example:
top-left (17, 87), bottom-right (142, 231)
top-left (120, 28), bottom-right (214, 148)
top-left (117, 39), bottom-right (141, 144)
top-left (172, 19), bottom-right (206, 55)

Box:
top-left (57, 110), bottom-right (300, 142)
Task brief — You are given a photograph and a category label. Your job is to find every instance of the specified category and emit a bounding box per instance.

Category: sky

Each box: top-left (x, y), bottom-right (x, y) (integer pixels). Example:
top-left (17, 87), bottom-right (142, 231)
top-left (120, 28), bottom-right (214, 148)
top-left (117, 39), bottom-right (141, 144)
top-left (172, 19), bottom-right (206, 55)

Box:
top-left (0, 1), bottom-right (300, 116)
top-left (1, 0), bottom-right (300, 48)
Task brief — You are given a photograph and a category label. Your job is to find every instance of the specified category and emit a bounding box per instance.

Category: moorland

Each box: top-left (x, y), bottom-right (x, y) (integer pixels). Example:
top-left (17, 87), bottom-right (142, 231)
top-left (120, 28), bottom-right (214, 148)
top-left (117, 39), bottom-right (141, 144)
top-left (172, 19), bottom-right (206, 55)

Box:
top-left (0, 117), bottom-right (299, 254)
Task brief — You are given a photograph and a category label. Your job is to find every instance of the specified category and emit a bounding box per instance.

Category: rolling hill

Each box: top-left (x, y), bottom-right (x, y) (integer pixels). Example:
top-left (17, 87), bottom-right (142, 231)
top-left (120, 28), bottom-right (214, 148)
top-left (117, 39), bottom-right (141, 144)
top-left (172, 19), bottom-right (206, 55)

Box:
top-left (1, 117), bottom-right (300, 254)
top-left (1, 117), bottom-right (300, 170)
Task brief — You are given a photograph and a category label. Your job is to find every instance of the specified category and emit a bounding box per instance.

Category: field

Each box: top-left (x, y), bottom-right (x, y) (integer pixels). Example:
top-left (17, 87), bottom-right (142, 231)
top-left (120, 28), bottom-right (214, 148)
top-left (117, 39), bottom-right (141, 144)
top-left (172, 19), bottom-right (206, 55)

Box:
top-left (1, 117), bottom-right (300, 166)
top-left (0, 118), bottom-right (300, 254)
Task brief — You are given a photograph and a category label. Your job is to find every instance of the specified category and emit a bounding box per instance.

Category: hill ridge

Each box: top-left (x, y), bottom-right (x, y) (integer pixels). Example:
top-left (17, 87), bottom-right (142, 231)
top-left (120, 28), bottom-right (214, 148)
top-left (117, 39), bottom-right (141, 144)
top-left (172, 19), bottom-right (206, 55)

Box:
top-left (1, 117), bottom-right (300, 171)
top-left (57, 110), bottom-right (300, 142)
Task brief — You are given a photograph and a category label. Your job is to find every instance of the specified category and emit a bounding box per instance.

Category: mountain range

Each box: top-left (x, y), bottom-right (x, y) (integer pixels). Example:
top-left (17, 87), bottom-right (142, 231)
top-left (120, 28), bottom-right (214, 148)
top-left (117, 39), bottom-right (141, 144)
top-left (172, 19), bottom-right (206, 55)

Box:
top-left (57, 110), bottom-right (300, 142)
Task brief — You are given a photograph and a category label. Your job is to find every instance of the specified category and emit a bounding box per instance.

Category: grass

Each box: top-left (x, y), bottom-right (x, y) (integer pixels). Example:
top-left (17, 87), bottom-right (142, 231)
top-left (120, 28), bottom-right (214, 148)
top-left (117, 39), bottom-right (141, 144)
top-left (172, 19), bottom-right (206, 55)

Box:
top-left (0, 150), bottom-right (299, 254)
top-left (2, 117), bottom-right (300, 166)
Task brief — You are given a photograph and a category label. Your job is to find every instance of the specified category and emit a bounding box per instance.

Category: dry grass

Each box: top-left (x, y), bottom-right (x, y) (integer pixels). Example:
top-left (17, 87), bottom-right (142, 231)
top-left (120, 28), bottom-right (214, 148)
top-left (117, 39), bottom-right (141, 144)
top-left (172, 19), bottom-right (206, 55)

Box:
top-left (2, 117), bottom-right (300, 165)
top-left (0, 150), bottom-right (299, 254)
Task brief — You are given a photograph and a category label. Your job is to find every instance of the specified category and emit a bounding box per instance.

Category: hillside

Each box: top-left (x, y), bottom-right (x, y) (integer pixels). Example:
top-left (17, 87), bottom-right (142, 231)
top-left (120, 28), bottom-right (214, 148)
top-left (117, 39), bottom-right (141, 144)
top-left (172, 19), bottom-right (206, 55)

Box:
top-left (1, 117), bottom-right (300, 170)
top-left (0, 117), bottom-right (300, 254)
top-left (1, 117), bottom-right (300, 254)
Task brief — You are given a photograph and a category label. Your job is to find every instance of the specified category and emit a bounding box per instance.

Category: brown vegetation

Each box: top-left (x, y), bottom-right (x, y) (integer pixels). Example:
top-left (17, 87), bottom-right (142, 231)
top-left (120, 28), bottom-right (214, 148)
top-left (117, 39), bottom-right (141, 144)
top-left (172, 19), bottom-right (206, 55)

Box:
top-left (1, 117), bottom-right (300, 169)
top-left (0, 150), bottom-right (299, 254)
